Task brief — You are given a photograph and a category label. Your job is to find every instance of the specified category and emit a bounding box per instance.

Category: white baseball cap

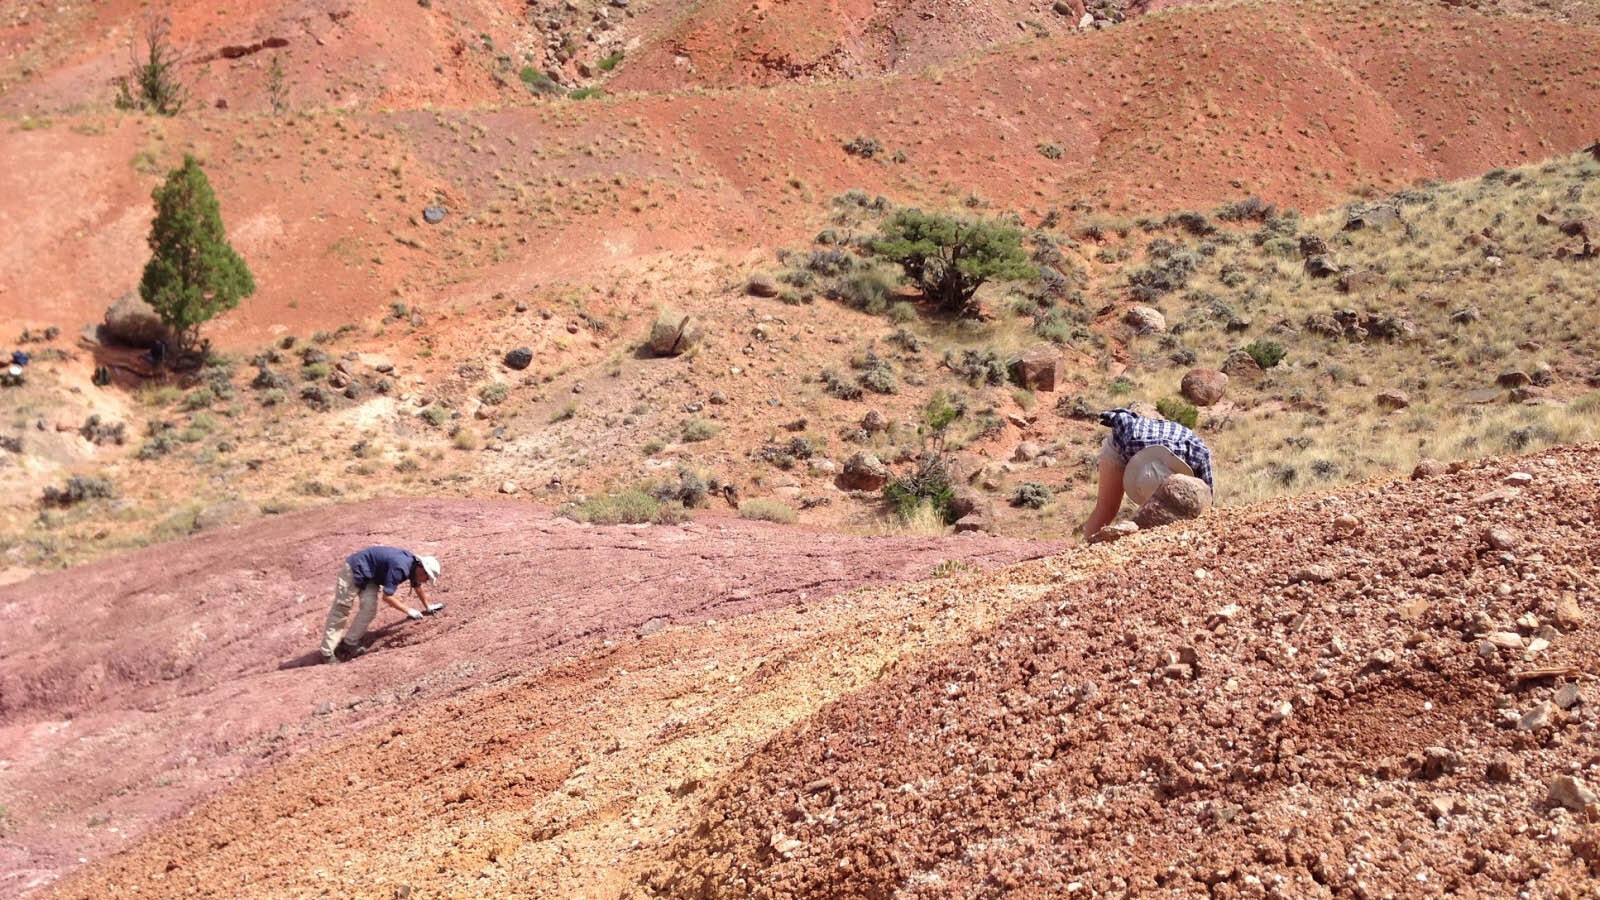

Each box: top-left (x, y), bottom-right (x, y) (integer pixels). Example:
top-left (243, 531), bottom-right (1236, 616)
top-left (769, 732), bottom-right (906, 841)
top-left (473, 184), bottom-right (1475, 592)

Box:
top-left (418, 555), bottom-right (441, 581)
top-left (1122, 445), bottom-right (1194, 505)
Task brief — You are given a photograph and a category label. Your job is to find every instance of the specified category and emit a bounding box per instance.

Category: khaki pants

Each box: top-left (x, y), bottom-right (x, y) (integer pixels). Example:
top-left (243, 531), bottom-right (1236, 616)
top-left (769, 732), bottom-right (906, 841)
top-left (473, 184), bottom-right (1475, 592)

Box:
top-left (320, 563), bottom-right (381, 659)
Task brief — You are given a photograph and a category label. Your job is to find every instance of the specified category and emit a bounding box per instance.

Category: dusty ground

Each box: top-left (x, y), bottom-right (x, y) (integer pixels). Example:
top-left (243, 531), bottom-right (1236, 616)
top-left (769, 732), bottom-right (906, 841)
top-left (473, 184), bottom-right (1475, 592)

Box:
top-left (3, 1), bottom-right (1600, 897)
top-left (5, 445), bottom-right (1593, 899)
top-left (0, 500), bottom-right (1065, 897)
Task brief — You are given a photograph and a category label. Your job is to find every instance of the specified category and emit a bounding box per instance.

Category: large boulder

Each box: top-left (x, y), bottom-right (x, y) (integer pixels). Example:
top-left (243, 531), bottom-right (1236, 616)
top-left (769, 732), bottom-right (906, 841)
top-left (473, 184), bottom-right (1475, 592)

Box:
top-left (102, 292), bottom-right (172, 348)
top-left (1221, 350), bottom-right (1263, 381)
top-left (1344, 204), bottom-right (1401, 231)
top-left (838, 452), bottom-right (890, 491)
top-left (648, 309), bottom-right (703, 357)
top-left (1124, 306), bottom-right (1166, 334)
top-left (1133, 474), bottom-right (1213, 529)
top-left (504, 347), bottom-right (534, 370)
top-left (1180, 368), bottom-right (1228, 406)
top-left (1008, 347), bottom-right (1061, 392)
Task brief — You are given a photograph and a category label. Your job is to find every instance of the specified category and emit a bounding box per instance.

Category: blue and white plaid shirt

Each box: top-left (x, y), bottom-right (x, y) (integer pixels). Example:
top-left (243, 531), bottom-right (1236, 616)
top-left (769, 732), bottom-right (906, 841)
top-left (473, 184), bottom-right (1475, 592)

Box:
top-left (1099, 408), bottom-right (1214, 489)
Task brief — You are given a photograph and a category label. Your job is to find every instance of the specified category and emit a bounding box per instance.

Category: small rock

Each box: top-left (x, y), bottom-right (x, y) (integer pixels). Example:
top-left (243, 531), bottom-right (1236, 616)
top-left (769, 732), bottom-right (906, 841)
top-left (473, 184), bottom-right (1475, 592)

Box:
top-left (1553, 594), bottom-right (1585, 631)
top-left (1375, 389), bottom-right (1410, 410)
top-left (1488, 632), bottom-right (1525, 650)
top-left (1518, 701), bottom-right (1556, 731)
top-left (1124, 305), bottom-right (1166, 334)
top-left (504, 347), bottom-right (534, 370)
top-left (1426, 796), bottom-right (1458, 819)
top-left (1411, 458), bottom-right (1445, 479)
top-left (1485, 754), bottom-right (1516, 783)
top-left (1288, 564), bottom-right (1335, 585)
top-left (1266, 700), bottom-right (1293, 725)
top-left (1420, 747), bottom-right (1459, 779)
top-left (1504, 471), bottom-right (1533, 486)
top-left (1332, 513), bottom-right (1362, 536)
top-left (1089, 520), bottom-right (1139, 544)
top-left (1483, 527), bottom-right (1519, 551)
top-left (499, 481), bottom-right (519, 494)
top-left (1554, 684), bottom-right (1582, 710)
top-left (1496, 370), bottom-right (1532, 388)
top-left (423, 206), bottom-right (448, 224)
top-left (1550, 775), bottom-right (1599, 812)
top-left (1132, 474), bottom-right (1212, 528)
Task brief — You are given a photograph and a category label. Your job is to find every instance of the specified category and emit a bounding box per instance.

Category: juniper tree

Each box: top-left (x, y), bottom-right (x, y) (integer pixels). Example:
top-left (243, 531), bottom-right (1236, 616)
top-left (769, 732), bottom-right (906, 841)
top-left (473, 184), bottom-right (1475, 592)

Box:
top-left (871, 210), bottom-right (1036, 317)
top-left (139, 155), bottom-right (255, 354)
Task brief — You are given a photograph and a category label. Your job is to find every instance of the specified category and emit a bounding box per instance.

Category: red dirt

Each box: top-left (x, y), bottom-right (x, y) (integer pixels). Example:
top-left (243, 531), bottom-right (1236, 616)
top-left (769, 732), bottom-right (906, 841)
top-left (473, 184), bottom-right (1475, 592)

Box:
top-left (0, 499), bottom-right (1062, 897)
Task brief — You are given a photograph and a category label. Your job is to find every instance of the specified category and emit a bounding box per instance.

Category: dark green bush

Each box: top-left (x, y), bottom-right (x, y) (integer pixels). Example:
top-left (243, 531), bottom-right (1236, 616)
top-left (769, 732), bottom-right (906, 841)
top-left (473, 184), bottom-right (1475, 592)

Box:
top-left (1156, 397), bottom-right (1199, 429)
top-left (1244, 339), bottom-right (1287, 369)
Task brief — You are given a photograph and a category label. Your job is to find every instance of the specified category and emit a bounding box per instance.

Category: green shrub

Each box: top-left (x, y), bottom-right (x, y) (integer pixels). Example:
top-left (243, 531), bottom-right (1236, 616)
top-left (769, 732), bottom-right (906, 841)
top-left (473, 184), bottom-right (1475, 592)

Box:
top-left (883, 453), bottom-right (956, 523)
top-left (564, 489), bottom-right (683, 525)
top-left (480, 382), bottom-right (510, 406)
top-left (1156, 397), bottom-right (1199, 429)
top-left (181, 387), bottom-right (216, 411)
top-left (871, 209), bottom-right (1036, 316)
top-left (1011, 482), bottom-right (1052, 509)
top-left (1244, 339), bottom-right (1286, 369)
top-left (568, 87), bottom-right (603, 100)
top-left (420, 405), bottom-right (450, 427)
top-left (302, 361), bottom-right (330, 381)
top-left (739, 499), bottom-right (797, 524)
top-left (596, 50), bottom-right (624, 71)
top-left (41, 476), bottom-right (116, 507)
top-left (681, 419), bottom-right (718, 442)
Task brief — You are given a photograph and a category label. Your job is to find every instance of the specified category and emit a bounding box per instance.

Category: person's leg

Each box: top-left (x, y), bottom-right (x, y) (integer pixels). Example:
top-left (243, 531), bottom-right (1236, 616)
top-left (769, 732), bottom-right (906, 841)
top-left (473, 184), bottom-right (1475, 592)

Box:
top-left (1082, 437), bottom-right (1128, 539)
top-left (319, 564), bottom-right (358, 659)
top-left (342, 583), bottom-right (382, 649)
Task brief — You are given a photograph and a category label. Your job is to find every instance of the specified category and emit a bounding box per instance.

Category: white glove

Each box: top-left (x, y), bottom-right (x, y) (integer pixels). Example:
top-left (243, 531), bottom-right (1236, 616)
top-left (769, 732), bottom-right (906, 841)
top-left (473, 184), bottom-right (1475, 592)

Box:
top-left (407, 609), bottom-right (424, 621)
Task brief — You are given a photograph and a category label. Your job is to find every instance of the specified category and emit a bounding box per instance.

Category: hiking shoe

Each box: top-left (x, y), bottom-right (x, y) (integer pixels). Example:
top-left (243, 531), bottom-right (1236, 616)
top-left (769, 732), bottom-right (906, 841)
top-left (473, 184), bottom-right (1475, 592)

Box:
top-left (322, 653), bottom-right (340, 665)
top-left (334, 644), bottom-right (368, 662)
top-left (424, 602), bottom-right (446, 615)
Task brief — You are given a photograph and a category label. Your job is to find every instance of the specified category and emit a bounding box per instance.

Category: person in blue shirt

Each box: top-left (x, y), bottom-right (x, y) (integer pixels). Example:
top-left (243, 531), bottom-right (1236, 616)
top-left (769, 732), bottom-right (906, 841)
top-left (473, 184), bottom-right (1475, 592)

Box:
top-left (320, 546), bottom-right (443, 664)
top-left (1082, 407), bottom-right (1214, 539)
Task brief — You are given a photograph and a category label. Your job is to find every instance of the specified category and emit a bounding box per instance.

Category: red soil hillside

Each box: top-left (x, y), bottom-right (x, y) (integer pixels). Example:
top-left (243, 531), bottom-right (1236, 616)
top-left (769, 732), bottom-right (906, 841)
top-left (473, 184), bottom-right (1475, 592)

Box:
top-left (18, 446), bottom-right (1598, 899)
top-left (3, 0), bottom-right (1598, 349)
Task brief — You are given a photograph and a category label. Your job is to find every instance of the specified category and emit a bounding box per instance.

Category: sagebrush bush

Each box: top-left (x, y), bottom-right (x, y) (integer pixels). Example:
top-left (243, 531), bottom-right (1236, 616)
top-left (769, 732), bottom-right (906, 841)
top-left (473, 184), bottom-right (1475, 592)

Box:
top-left (739, 499), bottom-right (797, 524)
top-left (1244, 339), bottom-right (1286, 369)
top-left (1156, 397), bottom-right (1199, 429)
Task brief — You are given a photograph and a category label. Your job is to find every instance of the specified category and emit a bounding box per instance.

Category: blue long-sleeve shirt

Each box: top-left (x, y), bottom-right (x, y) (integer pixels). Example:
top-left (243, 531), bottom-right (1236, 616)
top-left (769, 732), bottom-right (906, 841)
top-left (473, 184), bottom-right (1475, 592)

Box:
top-left (346, 545), bottom-right (420, 596)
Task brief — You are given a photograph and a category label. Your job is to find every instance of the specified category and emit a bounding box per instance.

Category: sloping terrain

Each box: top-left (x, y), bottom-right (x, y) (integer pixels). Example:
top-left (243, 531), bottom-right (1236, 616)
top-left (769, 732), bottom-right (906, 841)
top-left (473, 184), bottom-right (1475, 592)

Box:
top-left (0, 500), bottom-right (1063, 897)
top-left (16, 445), bottom-right (1597, 898)
top-left (647, 444), bottom-right (1600, 897)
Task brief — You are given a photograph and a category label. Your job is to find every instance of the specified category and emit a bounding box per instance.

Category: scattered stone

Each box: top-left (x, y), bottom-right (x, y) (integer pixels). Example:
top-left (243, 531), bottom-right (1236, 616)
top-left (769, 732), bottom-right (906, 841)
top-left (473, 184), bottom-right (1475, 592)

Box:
top-left (102, 292), bottom-right (173, 348)
top-left (1482, 527), bottom-right (1519, 551)
top-left (1553, 594), bottom-right (1586, 631)
top-left (1221, 350), bottom-right (1263, 381)
top-left (1009, 347), bottom-right (1062, 392)
top-left (1304, 255), bottom-right (1340, 278)
top-left (638, 617), bottom-right (668, 637)
top-left (1550, 775), bottom-right (1598, 812)
top-left (861, 410), bottom-right (888, 433)
top-left (1339, 269), bottom-right (1385, 293)
top-left (1517, 701), bottom-right (1556, 731)
top-left (1332, 513), bottom-right (1363, 536)
top-left (499, 481), bottom-right (519, 494)
top-left (745, 274), bottom-right (780, 298)
top-left (1485, 754), bottom-right (1516, 783)
top-left (1504, 471), bottom-right (1533, 486)
top-left (1288, 564), bottom-right (1335, 585)
top-left (1344, 204), bottom-right (1400, 231)
top-left (1132, 474), bottom-right (1212, 529)
top-left (1374, 389), bottom-right (1409, 410)
top-left (1179, 368), bottom-right (1228, 406)
top-left (504, 347), bottom-right (534, 370)
top-left (1012, 442), bottom-right (1044, 462)
top-left (1496, 370), bottom-right (1532, 388)
top-left (839, 453), bottom-right (890, 491)
top-left (952, 514), bottom-right (990, 534)
top-left (1411, 458), bottom-right (1445, 479)
top-left (1420, 746), bottom-right (1459, 779)
top-left (1124, 306), bottom-right (1166, 334)
top-left (1554, 684), bottom-right (1582, 710)
top-left (648, 309), bottom-right (702, 357)
top-left (1089, 520), bottom-right (1139, 544)
top-left (422, 206), bottom-right (448, 224)
top-left (1266, 700), bottom-right (1293, 725)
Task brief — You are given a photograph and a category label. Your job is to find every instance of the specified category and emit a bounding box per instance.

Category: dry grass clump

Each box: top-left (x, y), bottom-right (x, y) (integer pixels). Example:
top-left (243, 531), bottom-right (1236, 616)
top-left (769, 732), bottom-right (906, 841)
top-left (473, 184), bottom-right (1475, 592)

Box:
top-left (738, 499), bottom-right (798, 524)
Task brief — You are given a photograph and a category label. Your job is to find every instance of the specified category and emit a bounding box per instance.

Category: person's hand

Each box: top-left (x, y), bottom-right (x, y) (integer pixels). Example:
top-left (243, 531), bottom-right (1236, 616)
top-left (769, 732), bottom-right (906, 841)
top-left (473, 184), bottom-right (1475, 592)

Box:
top-left (407, 608), bottom-right (424, 621)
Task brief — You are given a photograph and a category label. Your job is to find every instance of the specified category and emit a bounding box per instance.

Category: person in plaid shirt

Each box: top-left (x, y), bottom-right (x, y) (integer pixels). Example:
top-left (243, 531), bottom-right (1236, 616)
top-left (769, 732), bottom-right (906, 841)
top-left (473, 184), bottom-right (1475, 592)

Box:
top-left (1082, 407), bottom-right (1214, 539)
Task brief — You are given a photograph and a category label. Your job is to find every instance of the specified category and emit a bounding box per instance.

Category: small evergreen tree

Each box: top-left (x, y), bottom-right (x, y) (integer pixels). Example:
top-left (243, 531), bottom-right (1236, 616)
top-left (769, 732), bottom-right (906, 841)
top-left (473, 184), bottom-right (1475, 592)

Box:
top-left (116, 14), bottom-right (186, 116)
top-left (139, 155), bottom-right (255, 354)
top-left (872, 209), bottom-right (1036, 317)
